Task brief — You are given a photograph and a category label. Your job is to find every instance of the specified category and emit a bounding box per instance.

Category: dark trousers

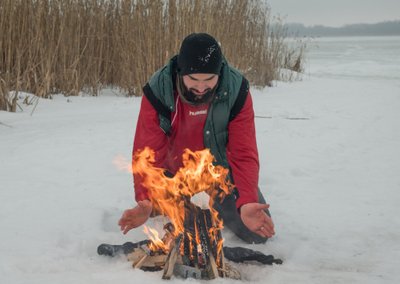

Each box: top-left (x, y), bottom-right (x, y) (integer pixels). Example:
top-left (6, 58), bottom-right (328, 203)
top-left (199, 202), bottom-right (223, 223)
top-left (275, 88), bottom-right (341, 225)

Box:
top-left (213, 188), bottom-right (270, 244)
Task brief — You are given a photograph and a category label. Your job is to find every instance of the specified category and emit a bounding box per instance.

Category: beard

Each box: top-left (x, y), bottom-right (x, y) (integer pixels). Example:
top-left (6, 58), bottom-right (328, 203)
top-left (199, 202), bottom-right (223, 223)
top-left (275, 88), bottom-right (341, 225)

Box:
top-left (177, 76), bottom-right (217, 106)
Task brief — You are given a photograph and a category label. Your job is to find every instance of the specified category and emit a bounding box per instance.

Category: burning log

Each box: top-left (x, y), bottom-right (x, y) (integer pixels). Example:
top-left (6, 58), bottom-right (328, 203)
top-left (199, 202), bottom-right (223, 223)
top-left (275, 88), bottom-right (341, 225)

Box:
top-left (125, 201), bottom-right (241, 280)
top-left (113, 148), bottom-right (280, 279)
top-left (162, 199), bottom-right (226, 280)
top-left (125, 148), bottom-right (243, 279)
top-left (162, 234), bottom-right (182, 279)
top-left (126, 223), bottom-right (173, 271)
top-left (127, 243), bottom-right (167, 271)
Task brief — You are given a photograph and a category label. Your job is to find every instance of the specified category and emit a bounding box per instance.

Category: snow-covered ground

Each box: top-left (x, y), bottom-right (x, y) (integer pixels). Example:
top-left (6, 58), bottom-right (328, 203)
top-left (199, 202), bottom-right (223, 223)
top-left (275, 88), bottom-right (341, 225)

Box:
top-left (1, 36), bottom-right (399, 283)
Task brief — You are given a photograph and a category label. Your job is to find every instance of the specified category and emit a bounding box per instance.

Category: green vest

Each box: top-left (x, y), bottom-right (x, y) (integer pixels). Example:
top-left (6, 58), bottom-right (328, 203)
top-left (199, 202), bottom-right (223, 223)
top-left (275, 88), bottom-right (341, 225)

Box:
top-left (143, 56), bottom-right (248, 168)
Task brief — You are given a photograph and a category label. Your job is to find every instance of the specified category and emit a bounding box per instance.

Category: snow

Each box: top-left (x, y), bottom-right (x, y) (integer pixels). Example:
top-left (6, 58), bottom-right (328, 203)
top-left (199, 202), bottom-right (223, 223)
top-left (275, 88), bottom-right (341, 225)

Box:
top-left (1, 36), bottom-right (400, 283)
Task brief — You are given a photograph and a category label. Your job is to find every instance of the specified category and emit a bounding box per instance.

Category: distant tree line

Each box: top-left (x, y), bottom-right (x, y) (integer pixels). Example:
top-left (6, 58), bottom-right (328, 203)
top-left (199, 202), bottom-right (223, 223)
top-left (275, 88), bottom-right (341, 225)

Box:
top-left (0, 0), bottom-right (305, 112)
top-left (285, 20), bottom-right (400, 37)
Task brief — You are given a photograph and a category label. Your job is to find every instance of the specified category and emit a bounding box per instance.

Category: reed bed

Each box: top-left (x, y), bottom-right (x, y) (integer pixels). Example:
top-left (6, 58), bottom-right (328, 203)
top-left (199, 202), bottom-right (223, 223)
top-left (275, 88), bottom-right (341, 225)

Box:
top-left (0, 0), bottom-right (304, 111)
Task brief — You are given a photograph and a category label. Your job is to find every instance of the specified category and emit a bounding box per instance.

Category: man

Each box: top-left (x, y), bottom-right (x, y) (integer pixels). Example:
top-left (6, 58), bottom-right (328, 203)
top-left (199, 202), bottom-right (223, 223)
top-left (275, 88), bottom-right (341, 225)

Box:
top-left (119, 33), bottom-right (275, 244)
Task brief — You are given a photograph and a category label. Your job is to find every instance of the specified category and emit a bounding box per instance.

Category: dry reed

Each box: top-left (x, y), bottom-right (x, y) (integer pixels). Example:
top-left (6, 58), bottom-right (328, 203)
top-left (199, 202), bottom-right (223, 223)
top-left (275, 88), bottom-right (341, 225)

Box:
top-left (0, 0), bottom-right (304, 112)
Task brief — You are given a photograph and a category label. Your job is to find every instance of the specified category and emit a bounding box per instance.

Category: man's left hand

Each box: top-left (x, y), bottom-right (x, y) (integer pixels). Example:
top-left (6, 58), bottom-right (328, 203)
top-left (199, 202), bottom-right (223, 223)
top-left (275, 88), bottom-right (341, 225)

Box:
top-left (240, 203), bottom-right (275, 238)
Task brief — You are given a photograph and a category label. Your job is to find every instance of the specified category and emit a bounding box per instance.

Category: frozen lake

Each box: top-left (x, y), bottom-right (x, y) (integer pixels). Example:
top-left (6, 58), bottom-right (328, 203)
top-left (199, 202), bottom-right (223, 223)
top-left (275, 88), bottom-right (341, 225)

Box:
top-left (1, 36), bottom-right (399, 284)
top-left (306, 36), bottom-right (400, 81)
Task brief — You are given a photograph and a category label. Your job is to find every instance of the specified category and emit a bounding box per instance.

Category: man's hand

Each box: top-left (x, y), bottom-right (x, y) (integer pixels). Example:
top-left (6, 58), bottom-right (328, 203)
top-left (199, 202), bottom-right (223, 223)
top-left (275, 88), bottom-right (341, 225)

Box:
top-left (240, 203), bottom-right (275, 238)
top-left (118, 200), bottom-right (152, 234)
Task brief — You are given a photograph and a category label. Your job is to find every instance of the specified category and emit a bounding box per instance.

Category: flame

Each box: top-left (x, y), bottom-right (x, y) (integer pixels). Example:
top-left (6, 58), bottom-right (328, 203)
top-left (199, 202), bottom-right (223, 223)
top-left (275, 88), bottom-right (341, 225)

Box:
top-left (131, 147), bottom-right (234, 263)
top-left (143, 225), bottom-right (169, 252)
top-left (112, 155), bottom-right (132, 173)
top-left (132, 147), bottom-right (233, 234)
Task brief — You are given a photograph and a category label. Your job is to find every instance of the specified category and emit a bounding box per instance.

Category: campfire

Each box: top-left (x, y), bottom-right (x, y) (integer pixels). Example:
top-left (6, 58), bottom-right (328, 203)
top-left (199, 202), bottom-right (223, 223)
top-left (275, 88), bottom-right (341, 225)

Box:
top-left (127, 217), bottom-right (240, 280)
top-left (102, 148), bottom-right (282, 278)
top-left (126, 147), bottom-right (240, 279)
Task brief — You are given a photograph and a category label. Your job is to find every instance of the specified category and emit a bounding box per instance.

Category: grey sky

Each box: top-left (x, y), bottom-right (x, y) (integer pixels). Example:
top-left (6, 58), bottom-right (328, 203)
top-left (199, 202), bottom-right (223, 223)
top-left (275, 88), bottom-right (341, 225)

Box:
top-left (266, 0), bottom-right (400, 27)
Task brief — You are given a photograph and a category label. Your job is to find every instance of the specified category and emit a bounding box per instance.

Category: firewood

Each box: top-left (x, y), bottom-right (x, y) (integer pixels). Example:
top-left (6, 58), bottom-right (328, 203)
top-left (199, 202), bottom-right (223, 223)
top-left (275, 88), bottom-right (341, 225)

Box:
top-left (162, 235), bottom-right (182, 279)
top-left (207, 252), bottom-right (219, 279)
top-left (125, 200), bottom-right (245, 280)
top-left (219, 248), bottom-right (226, 277)
top-left (133, 254), bottom-right (148, 269)
top-left (127, 248), bottom-right (146, 263)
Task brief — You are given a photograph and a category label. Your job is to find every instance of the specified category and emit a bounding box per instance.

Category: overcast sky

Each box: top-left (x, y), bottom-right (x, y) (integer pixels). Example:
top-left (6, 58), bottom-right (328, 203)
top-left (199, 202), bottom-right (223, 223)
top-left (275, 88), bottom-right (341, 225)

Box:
top-left (266, 0), bottom-right (400, 27)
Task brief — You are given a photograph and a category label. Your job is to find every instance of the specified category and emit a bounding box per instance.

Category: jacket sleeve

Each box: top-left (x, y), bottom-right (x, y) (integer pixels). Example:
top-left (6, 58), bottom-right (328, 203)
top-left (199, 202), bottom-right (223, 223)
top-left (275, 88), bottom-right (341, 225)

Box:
top-left (226, 91), bottom-right (260, 209)
top-left (132, 95), bottom-right (168, 202)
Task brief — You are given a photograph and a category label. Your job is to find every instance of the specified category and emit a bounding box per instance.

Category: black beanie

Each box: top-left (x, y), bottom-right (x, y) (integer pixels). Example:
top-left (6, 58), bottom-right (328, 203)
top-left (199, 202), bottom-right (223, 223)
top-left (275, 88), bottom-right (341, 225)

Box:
top-left (177, 33), bottom-right (223, 75)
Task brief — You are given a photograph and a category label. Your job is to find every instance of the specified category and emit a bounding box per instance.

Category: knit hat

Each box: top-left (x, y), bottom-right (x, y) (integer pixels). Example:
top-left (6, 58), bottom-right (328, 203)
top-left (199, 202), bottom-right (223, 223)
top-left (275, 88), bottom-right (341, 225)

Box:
top-left (177, 33), bottom-right (223, 75)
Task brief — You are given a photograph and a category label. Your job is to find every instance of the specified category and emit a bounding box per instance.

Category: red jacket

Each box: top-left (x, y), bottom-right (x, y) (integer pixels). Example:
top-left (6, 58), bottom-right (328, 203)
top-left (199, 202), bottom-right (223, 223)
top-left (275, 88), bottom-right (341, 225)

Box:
top-left (133, 91), bottom-right (260, 209)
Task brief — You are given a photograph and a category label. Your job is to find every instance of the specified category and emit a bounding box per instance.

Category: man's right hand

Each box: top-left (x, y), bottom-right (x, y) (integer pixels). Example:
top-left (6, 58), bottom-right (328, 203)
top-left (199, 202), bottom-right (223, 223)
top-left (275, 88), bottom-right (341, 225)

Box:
top-left (118, 200), bottom-right (153, 234)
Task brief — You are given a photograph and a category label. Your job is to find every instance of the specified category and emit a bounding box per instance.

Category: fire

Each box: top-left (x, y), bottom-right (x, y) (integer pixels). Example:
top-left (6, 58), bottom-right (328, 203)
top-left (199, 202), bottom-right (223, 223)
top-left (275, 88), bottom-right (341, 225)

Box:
top-left (143, 225), bottom-right (169, 252)
top-left (132, 147), bottom-right (234, 256)
top-left (112, 154), bottom-right (132, 173)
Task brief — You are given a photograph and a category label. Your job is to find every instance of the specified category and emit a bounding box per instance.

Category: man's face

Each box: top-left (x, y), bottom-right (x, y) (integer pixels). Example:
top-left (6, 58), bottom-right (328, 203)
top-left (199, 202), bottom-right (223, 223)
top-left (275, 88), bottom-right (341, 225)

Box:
top-left (182, 74), bottom-right (219, 96)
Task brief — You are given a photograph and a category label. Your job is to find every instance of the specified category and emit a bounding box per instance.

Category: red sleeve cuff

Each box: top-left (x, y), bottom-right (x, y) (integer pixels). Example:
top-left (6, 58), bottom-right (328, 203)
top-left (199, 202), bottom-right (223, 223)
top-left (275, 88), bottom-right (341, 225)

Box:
top-left (135, 191), bottom-right (149, 203)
